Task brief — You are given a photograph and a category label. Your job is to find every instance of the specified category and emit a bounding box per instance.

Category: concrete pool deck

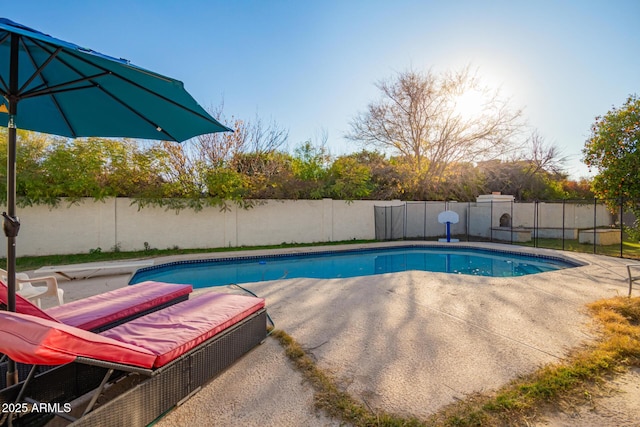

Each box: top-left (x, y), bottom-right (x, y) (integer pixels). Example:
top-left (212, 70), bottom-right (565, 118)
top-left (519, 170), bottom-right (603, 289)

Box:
top-left (34, 242), bottom-right (639, 426)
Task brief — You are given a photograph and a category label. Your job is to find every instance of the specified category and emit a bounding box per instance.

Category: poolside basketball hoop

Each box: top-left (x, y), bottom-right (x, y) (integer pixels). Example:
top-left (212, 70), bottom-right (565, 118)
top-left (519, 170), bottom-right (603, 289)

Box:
top-left (438, 210), bottom-right (460, 243)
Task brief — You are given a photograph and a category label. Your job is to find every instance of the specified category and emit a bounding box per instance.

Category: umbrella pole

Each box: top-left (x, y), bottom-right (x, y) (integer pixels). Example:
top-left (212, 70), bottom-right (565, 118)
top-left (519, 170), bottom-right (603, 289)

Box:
top-left (4, 114), bottom-right (18, 315)
top-left (2, 32), bottom-right (20, 387)
top-left (3, 115), bottom-right (19, 388)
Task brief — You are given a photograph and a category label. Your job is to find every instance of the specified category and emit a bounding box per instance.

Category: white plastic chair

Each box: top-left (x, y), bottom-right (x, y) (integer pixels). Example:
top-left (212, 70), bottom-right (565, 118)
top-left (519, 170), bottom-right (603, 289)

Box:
top-left (0, 268), bottom-right (64, 307)
top-left (627, 264), bottom-right (640, 297)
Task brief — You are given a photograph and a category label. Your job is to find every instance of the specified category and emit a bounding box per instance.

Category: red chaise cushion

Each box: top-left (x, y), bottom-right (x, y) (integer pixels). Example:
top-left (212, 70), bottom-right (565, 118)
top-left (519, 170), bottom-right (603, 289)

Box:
top-left (1, 280), bottom-right (192, 332)
top-left (0, 311), bottom-right (156, 368)
top-left (0, 281), bottom-right (59, 322)
top-left (46, 281), bottom-right (193, 331)
top-left (102, 292), bottom-right (265, 368)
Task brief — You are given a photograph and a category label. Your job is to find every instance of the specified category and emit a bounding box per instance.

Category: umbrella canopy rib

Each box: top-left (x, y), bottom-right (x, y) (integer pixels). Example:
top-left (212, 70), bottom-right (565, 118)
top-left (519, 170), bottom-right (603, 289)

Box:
top-left (98, 84), bottom-right (180, 141)
top-left (21, 74), bottom-right (107, 99)
top-left (18, 42), bottom-right (62, 94)
top-left (116, 73), bottom-right (223, 124)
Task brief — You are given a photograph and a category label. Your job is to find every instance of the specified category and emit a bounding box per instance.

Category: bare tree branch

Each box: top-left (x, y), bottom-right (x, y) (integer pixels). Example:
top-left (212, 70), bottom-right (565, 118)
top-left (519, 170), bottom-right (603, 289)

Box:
top-left (347, 66), bottom-right (524, 181)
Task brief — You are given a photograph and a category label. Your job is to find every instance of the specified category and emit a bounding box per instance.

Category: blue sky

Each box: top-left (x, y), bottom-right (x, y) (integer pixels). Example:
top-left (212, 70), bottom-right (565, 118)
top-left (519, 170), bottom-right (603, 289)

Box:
top-left (5, 1), bottom-right (640, 179)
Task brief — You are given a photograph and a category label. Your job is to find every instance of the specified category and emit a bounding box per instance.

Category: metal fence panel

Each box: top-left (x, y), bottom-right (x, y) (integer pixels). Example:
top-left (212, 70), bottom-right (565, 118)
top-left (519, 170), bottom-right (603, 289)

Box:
top-left (374, 205), bottom-right (406, 240)
top-left (375, 198), bottom-right (640, 260)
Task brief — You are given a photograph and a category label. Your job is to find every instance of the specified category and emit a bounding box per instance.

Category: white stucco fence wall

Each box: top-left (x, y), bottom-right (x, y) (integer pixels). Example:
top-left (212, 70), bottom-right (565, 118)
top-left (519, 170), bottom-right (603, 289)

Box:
top-left (1, 198), bottom-right (389, 257)
top-left (5, 201), bottom-right (117, 257)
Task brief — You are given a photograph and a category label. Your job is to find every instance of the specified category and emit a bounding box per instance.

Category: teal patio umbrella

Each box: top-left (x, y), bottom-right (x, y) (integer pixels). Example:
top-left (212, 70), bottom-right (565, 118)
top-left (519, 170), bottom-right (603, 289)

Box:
top-left (0, 18), bottom-right (231, 385)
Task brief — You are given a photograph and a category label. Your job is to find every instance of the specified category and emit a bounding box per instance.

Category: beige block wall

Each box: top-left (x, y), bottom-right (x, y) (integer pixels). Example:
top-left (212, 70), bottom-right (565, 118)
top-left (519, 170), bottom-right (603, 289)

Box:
top-left (10, 200), bottom-right (116, 256)
top-left (1, 198), bottom-right (398, 257)
top-left (113, 199), bottom-right (229, 252)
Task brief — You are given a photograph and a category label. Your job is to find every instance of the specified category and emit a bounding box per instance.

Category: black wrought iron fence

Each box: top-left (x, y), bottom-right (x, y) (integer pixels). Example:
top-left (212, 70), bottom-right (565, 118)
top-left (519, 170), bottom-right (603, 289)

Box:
top-left (375, 199), bottom-right (640, 260)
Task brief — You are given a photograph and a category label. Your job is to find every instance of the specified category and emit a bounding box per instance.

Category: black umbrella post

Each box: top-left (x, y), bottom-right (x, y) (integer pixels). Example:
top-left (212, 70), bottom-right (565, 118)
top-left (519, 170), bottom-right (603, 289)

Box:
top-left (2, 31), bottom-right (20, 387)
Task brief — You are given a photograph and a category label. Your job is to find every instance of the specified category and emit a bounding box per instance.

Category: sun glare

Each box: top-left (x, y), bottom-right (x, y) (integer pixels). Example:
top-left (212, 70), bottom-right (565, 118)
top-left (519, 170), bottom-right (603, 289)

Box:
top-left (453, 89), bottom-right (486, 120)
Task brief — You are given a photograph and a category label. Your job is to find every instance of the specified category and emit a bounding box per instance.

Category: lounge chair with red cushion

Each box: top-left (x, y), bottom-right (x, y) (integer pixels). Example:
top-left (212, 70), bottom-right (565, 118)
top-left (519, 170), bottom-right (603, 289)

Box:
top-left (0, 280), bottom-right (192, 388)
top-left (0, 280), bottom-right (192, 332)
top-left (0, 291), bottom-right (267, 427)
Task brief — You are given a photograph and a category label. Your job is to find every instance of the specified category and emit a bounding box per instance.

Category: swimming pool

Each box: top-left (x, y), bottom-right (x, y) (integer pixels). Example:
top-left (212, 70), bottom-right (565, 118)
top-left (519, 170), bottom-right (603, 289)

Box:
top-left (129, 245), bottom-right (579, 289)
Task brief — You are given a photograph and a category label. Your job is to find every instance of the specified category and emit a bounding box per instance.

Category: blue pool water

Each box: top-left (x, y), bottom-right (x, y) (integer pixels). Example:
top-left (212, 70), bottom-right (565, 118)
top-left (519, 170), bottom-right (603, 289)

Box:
top-left (129, 246), bottom-right (578, 289)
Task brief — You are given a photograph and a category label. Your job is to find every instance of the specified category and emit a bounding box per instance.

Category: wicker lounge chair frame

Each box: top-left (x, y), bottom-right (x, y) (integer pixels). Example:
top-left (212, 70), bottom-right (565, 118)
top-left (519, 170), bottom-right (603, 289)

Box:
top-left (0, 306), bottom-right (267, 427)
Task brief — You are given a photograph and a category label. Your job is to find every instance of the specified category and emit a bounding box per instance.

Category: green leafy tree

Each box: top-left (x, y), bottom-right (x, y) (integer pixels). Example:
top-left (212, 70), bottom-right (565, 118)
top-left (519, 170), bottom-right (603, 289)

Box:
top-left (339, 150), bottom-right (402, 200)
top-left (291, 141), bottom-right (330, 199)
top-left (4, 130), bottom-right (52, 205)
top-left (583, 94), bottom-right (640, 238)
top-left (99, 139), bottom-right (165, 197)
top-left (0, 131), bottom-right (170, 207)
top-left (203, 167), bottom-right (249, 205)
top-left (326, 156), bottom-right (372, 200)
top-left (231, 151), bottom-right (298, 199)
top-left (37, 137), bottom-right (168, 204)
